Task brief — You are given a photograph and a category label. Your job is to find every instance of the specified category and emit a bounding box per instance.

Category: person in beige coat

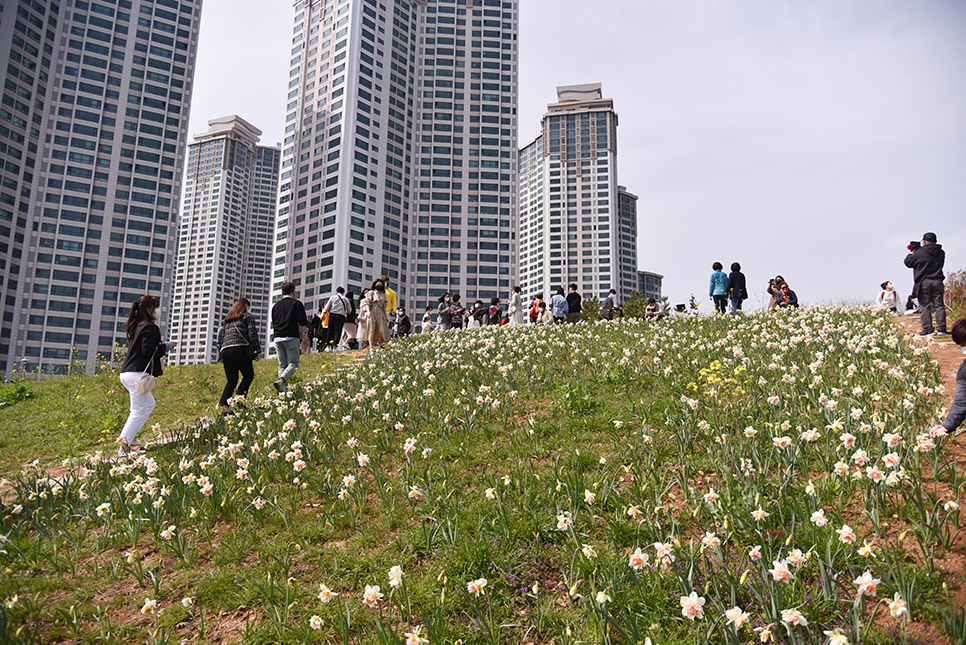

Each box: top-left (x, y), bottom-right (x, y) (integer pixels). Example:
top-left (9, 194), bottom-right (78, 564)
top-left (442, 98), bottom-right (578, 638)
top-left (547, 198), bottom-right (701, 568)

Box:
top-left (364, 279), bottom-right (390, 350)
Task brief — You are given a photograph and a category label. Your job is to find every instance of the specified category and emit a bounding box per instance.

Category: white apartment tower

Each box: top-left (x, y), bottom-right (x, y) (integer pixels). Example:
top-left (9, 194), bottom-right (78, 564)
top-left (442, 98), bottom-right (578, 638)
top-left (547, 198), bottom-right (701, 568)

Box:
top-left (410, 0), bottom-right (519, 310)
top-left (518, 84), bottom-right (634, 301)
top-left (169, 115), bottom-right (279, 364)
top-left (0, 0), bottom-right (203, 375)
top-left (270, 0), bottom-right (518, 347)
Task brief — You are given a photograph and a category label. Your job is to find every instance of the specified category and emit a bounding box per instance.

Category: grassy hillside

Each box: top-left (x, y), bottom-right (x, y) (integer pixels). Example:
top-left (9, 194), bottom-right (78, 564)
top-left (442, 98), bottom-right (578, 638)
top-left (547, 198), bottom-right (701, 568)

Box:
top-left (0, 351), bottom-right (349, 475)
top-left (1, 310), bottom-right (963, 644)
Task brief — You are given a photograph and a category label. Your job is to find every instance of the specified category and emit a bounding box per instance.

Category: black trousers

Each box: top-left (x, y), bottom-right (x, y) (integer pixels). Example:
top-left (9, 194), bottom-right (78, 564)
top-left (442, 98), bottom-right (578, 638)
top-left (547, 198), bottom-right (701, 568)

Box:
top-left (919, 278), bottom-right (946, 333)
top-left (220, 346), bottom-right (254, 406)
top-left (713, 294), bottom-right (728, 314)
top-left (326, 313), bottom-right (346, 348)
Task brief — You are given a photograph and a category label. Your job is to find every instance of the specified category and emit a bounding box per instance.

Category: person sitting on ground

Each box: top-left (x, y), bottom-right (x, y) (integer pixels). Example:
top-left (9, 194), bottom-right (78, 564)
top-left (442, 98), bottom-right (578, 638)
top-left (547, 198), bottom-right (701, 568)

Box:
top-left (936, 318), bottom-right (966, 434)
top-left (421, 306), bottom-right (435, 333)
top-left (876, 281), bottom-right (899, 313)
top-left (767, 274), bottom-right (786, 311)
top-left (644, 298), bottom-right (665, 321)
top-left (774, 282), bottom-right (799, 308)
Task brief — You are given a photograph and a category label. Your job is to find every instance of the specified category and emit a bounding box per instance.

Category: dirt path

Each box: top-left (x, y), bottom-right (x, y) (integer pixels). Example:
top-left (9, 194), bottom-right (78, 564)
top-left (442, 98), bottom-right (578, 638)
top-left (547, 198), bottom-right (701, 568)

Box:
top-left (896, 313), bottom-right (964, 642)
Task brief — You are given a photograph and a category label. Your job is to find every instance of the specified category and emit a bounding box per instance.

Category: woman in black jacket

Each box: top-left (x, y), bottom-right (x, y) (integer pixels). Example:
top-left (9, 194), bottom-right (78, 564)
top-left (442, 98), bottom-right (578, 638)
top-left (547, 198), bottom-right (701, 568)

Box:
top-left (118, 295), bottom-right (177, 455)
top-left (217, 298), bottom-right (261, 415)
top-left (727, 262), bottom-right (748, 313)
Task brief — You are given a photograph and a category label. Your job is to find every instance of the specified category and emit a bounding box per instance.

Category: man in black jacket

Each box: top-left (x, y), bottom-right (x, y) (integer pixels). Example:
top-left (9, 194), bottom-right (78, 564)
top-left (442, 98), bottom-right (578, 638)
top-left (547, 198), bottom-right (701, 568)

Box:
top-left (271, 281), bottom-right (309, 393)
top-left (904, 232), bottom-right (947, 336)
top-left (566, 283), bottom-right (582, 324)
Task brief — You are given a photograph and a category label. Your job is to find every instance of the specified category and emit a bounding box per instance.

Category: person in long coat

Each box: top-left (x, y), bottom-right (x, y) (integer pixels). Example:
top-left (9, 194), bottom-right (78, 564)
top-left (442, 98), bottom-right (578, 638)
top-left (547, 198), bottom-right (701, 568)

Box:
top-left (508, 286), bottom-right (525, 326)
top-left (364, 279), bottom-right (390, 350)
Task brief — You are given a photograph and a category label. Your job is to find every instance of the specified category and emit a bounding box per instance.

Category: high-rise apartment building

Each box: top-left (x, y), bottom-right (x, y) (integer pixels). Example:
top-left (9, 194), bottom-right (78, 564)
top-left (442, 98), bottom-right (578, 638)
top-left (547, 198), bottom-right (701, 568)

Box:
top-left (637, 270), bottom-right (662, 301)
top-left (168, 115), bottom-right (279, 364)
top-left (0, 0), bottom-right (202, 375)
top-left (517, 84), bottom-right (629, 301)
top-left (409, 0), bottom-right (518, 310)
top-left (269, 0), bottom-right (518, 351)
top-left (616, 185), bottom-right (638, 295)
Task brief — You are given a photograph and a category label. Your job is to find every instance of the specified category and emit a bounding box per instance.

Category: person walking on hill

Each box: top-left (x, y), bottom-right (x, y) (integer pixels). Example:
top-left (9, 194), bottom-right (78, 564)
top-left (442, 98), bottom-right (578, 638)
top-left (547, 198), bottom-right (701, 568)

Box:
top-left (357, 288), bottom-right (371, 349)
top-left (342, 291), bottom-right (358, 350)
top-left (311, 300), bottom-right (327, 352)
top-left (710, 262), bottom-right (728, 314)
top-left (549, 287), bottom-right (569, 324)
top-left (437, 292), bottom-right (453, 331)
top-left (566, 284), bottom-right (582, 324)
top-left (364, 279), bottom-right (390, 351)
top-left (904, 232), bottom-right (947, 336)
top-left (447, 294), bottom-right (466, 329)
top-left (395, 307), bottom-right (412, 337)
top-left (117, 295), bottom-right (177, 455)
top-left (421, 306), bottom-right (435, 333)
top-left (271, 281), bottom-right (309, 394)
top-left (727, 262), bottom-right (748, 314)
top-left (487, 297), bottom-right (502, 326)
top-left (381, 275), bottom-right (398, 318)
top-left (508, 286), bottom-right (525, 326)
top-left (322, 286), bottom-right (350, 351)
top-left (217, 298), bottom-right (261, 415)
top-left (600, 289), bottom-right (617, 320)
top-left (529, 293), bottom-right (544, 324)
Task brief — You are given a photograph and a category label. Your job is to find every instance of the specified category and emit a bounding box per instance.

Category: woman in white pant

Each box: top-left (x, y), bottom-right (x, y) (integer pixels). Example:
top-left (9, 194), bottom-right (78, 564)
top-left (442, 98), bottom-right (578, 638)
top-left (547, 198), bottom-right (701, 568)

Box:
top-left (117, 295), bottom-right (177, 455)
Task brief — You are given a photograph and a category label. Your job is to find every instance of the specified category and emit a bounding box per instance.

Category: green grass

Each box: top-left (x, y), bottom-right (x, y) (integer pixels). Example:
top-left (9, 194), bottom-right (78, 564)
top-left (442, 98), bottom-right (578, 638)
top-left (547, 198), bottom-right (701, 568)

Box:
top-left (0, 310), bottom-right (961, 644)
top-left (0, 351), bottom-right (351, 475)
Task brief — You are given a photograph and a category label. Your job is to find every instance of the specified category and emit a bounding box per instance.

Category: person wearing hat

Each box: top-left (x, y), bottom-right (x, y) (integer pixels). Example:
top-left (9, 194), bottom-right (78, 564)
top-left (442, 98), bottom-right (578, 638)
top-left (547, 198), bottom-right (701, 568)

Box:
top-left (904, 232), bottom-right (947, 336)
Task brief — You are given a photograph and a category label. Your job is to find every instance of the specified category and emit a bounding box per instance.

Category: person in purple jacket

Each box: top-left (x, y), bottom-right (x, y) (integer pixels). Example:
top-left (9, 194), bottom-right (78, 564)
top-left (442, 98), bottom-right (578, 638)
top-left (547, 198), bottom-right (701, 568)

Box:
top-left (937, 318), bottom-right (966, 434)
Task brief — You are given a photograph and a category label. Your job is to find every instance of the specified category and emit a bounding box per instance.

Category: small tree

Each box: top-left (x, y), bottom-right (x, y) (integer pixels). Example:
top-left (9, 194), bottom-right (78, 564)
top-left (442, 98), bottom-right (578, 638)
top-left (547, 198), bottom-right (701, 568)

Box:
top-left (622, 291), bottom-right (647, 318)
top-left (946, 269), bottom-right (966, 320)
top-left (582, 296), bottom-right (602, 322)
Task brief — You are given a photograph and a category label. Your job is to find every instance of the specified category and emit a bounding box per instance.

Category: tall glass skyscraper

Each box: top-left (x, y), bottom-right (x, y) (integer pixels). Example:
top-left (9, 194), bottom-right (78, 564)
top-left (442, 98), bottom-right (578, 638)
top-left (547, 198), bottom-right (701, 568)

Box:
top-left (518, 84), bottom-right (636, 302)
top-left (0, 0), bottom-right (202, 375)
top-left (168, 115), bottom-right (279, 365)
top-left (269, 0), bottom-right (517, 348)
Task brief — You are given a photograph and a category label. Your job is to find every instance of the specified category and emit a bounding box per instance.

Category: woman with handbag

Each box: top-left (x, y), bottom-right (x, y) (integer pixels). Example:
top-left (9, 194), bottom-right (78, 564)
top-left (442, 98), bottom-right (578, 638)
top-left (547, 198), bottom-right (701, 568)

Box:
top-left (217, 298), bottom-right (261, 415)
top-left (118, 295), bottom-right (177, 455)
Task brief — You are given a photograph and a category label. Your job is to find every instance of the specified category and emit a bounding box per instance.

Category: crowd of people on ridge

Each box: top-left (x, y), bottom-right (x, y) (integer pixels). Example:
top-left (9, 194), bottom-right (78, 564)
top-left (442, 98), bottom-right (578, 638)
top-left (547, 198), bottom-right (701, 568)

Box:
top-left (113, 231), bottom-right (964, 455)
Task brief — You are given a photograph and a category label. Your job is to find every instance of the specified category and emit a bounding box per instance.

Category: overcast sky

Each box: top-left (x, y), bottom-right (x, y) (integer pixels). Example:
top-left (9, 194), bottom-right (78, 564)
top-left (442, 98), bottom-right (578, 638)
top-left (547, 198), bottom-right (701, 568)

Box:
top-left (187, 0), bottom-right (966, 310)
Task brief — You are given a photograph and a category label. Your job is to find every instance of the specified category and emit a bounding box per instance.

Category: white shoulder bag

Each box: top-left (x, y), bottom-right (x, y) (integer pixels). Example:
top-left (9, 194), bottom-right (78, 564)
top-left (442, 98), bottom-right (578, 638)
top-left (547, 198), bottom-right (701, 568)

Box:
top-left (136, 347), bottom-right (159, 394)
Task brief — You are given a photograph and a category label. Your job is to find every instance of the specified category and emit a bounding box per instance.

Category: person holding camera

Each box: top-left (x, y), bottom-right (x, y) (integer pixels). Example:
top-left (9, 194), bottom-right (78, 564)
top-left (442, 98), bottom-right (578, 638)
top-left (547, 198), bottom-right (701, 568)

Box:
top-left (766, 274), bottom-right (785, 312)
top-left (904, 232), bottom-right (947, 337)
